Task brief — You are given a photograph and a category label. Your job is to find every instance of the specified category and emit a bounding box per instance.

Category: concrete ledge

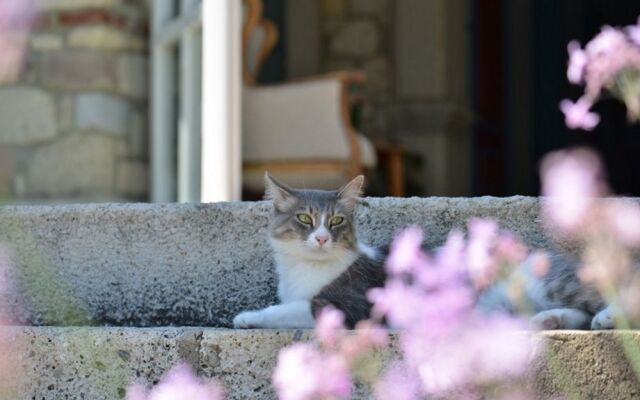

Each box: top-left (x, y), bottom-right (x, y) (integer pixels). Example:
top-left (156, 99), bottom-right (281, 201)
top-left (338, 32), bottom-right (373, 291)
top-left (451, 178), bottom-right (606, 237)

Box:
top-left (0, 197), bottom-right (607, 326)
top-left (2, 327), bottom-right (640, 400)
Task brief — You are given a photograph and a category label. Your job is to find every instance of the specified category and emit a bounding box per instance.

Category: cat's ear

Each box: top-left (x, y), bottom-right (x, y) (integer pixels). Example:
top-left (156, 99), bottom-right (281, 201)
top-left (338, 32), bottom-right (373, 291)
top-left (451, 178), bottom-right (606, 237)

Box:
top-left (337, 175), bottom-right (364, 211)
top-left (264, 172), bottom-right (297, 212)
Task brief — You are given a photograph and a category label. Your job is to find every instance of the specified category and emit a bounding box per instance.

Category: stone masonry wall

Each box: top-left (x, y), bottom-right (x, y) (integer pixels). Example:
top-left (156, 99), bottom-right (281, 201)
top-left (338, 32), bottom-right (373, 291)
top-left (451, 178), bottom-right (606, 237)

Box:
top-left (0, 0), bottom-right (149, 203)
top-left (318, 0), bottom-right (472, 196)
top-left (319, 0), bottom-right (391, 144)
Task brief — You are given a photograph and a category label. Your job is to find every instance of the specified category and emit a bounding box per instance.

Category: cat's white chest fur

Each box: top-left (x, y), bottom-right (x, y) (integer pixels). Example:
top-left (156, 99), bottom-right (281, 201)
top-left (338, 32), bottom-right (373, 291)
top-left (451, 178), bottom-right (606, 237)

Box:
top-left (275, 254), bottom-right (355, 303)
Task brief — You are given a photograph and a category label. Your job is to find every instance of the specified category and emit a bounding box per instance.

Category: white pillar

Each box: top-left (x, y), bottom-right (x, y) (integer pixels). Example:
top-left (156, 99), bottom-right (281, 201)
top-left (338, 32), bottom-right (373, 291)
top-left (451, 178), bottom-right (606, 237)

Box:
top-left (178, 0), bottom-right (202, 202)
top-left (201, 0), bottom-right (242, 202)
top-left (151, 0), bottom-right (177, 202)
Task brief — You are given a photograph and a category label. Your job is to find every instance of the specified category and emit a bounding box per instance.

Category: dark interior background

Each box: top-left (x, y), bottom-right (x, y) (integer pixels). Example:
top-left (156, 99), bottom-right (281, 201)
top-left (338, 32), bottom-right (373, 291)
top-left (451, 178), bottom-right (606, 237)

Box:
top-left (260, 0), bottom-right (640, 197)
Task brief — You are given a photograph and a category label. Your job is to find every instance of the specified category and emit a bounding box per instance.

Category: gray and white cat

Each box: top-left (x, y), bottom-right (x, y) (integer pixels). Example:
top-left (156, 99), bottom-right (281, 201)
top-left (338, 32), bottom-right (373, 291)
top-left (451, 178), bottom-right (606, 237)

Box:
top-left (233, 174), bottom-right (615, 330)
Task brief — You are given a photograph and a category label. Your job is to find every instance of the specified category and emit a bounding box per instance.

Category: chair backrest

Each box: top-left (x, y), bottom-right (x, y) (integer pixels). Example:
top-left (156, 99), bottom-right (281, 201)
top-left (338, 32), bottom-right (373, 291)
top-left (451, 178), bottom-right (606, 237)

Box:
top-left (242, 0), bottom-right (278, 85)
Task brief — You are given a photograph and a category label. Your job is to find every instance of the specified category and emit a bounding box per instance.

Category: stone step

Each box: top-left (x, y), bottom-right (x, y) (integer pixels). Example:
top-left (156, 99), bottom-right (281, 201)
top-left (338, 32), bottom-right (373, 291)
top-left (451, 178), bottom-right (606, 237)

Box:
top-left (0, 197), bottom-right (563, 326)
top-left (1, 327), bottom-right (639, 400)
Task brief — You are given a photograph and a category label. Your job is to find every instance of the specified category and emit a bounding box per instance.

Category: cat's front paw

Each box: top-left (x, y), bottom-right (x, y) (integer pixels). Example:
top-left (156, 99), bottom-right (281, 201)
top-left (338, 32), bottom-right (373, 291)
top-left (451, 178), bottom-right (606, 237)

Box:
top-left (233, 310), bottom-right (264, 328)
top-left (591, 308), bottom-right (615, 330)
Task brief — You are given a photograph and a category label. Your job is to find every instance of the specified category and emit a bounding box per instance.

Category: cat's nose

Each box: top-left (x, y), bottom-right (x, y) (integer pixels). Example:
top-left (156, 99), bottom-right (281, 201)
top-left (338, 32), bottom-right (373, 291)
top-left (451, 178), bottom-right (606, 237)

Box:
top-left (315, 235), bottom-right (329, 246)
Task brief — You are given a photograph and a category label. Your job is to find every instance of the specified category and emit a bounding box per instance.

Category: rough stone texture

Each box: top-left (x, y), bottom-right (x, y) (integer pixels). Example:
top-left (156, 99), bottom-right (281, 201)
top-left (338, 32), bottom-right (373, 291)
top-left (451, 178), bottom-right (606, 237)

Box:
top-left (35, 0), bottom-right (120, 11)
top-left (330, 20), bottom-right (379, 57)
top-left (0, 88), bottom-right (56, 145)
top-left (24, 134), bottom-right (116, 198)
top-left (30, 33), bottom-right (64, 51)
top-left (68, 26), bottom-right (146, 50)
top-left (76, 92), bottom-right (129, 135)
top-left (117, 53), bottom-right (148, 99)
top-left (532, 331), bottom-right (640, 399)
top-left (40, 50), bottom-right (117, 91)
top-left (1, 327), bottom-right (203, 400)
top-left (2, 327), bottom-right (640, 400)
top-left (0, 197), bottom-right (605, 327)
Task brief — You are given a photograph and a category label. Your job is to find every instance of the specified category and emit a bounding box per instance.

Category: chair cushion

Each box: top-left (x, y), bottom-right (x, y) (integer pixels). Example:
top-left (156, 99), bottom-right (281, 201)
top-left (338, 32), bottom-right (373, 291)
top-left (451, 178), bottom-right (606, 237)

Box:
top-left (358, 133), bottom-right (377, 168)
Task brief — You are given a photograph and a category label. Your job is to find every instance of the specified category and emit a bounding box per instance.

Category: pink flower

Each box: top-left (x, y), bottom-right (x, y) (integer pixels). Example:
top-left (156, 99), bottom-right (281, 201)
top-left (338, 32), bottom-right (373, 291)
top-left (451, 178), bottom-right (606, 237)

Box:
top-left (586, 26), bottom-right (628, 57)
top-left (386, 227), bottom-right (427, 275)
top-left (628, 18), bottom-right (640, 46)
top-left (567, 40), bottom-right (588, 83)
top-left (126, 364), bottom-right (224, 400)
top-left (374, 363), bottom-right (420, 400)
top-left (604, 199), bottom-right (640, 247)
top-left (540, 148), bottom-right (607, 233)
top-left (0, 0), bottom-right (34, 83)
top-left (467, 219), bottom-right (499, 287)
top-left (273, 344), bottom-right (351, 400)
top-left (560, 97), bottom-right (600, 130)
top-left (315, 306), bottom-right (345, 349)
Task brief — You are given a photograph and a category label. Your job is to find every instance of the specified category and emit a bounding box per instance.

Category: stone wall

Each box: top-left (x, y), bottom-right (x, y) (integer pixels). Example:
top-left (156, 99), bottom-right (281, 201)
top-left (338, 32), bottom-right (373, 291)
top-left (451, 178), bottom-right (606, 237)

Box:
top-left (318, 0), bottom-right (472, 196)
top-left (0, 0), bottom-right (149, 203)
top-left (319, 0), bottom-right (391, 143)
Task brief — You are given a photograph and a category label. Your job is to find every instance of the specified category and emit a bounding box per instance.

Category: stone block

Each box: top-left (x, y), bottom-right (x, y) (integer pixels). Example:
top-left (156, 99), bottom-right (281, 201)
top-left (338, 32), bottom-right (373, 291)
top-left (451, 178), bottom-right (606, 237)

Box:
top-left (5, 327), bottom-right (202, 400)
top-left (200, 329), bottom-right (312, 400)
top-left (350, 0), bottom-right (388, 18)
top-left (363, 56), bottom-right (390, 94)
top-left (24, 134), bottom-right (116, 197)
top-left (127, 112), bottom-right (148, 159)
top-left (76, 92), bottom-right (129, 135)
top-left (68, 26), bottom-right (146, 50)
top-left (330, 20), bottom-right (379, 57)
top-left (0, 197), bottom-right (603, 326)
top-left (321, 0), bottom-right (346, 17)
top-left (0, 88), bottom-right (56, 145)
top-left (115, 159), bottom-right (148, 198)
top-left (34, 0), bottom-right (120, 11)
top-left (117, 53), bottom-right (148, 99)
top-left (57, 94), bottom-right (75, 132)
top-left (0, 147), bottom-right (16, 198)
top-left (29, 33), bottom-right (63, 51)
top-left (40, 50), bottom-right (117, 91)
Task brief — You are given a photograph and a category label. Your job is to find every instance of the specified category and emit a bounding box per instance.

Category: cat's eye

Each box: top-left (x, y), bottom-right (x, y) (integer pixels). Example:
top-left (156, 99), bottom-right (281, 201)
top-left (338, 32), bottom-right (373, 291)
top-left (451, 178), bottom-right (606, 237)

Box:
top-left (329, 216), bottom-right (344, 226)
top-left (296, 214), bottom-right (313, 225)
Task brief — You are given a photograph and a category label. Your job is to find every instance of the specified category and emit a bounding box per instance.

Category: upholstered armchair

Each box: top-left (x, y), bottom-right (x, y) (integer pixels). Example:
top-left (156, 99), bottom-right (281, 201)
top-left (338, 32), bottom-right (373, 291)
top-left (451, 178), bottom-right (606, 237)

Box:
top-left (241, 0), bottom-right (377, 192)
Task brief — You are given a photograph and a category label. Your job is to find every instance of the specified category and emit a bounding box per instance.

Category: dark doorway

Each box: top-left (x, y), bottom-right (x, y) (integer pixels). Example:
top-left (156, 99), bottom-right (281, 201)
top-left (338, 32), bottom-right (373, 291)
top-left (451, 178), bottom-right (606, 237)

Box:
top-left (472, 0), bottom-right (640, 196)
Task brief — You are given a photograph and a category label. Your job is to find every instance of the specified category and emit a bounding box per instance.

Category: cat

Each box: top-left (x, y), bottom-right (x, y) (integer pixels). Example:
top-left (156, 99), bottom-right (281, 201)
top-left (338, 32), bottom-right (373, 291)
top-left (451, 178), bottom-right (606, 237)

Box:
top-left (233, 174), bottom-right (384, 329)
top-left (232, 174), bottom-right (615, 330)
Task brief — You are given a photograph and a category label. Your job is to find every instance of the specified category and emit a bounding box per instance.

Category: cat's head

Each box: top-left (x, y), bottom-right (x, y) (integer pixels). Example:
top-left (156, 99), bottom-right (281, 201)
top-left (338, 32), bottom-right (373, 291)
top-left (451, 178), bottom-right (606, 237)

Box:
top-left (264, 173), bottom-right (364, 260)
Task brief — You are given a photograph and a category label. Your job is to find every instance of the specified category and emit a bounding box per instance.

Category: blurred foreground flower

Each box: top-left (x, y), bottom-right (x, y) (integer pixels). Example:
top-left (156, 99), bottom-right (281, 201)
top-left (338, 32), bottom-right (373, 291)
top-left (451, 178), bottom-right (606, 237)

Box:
top-left (561, 19), bottom-right (640, 127)
top-left (0, 0), bottom-right (34, 83)
top-left (541, 147), bottom-right (640, 324)
top-left (126, 364), bottom-right (224, 400)
top-left (273, 223), bottom-right (539, 400)
top-left (369, 227), bottom-right (539, 399)
top-left (273, 306), bottom-right (387, 400)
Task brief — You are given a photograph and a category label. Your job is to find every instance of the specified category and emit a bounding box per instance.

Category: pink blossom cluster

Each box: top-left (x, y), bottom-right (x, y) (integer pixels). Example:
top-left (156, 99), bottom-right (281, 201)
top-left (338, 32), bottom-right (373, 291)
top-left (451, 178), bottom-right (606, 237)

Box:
top-left (540, 147), bottom-right (640, 247)
top-left (561, 18), bottom-right (640, 130)
top-left (273, 307), bottom-right (388, 400)
top-left (0, 0), bottom-right (34, 83)
top-left (273, 223), bottom-right (540, 400)
top-left (540, 147), bottom-right (640, 314)
top-left (126, 364), bottom-right (224, 400)
top-left (369, 227), bottom-right (539, 399)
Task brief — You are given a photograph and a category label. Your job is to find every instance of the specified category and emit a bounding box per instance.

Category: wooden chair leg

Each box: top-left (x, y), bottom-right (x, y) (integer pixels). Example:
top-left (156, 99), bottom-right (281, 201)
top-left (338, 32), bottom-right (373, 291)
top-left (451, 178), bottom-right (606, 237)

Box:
top-left (387, 146), bottom-right (405, 197)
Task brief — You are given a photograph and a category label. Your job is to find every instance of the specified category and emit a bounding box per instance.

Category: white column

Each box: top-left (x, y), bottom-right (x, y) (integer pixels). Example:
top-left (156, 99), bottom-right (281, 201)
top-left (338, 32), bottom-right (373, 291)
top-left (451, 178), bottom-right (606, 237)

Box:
top-left (201, 0), bottom-right (242, 202)
top-left (177, 0), bottom-right (202, 202)
top-left (151, 0), bottom-right (177, 202)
